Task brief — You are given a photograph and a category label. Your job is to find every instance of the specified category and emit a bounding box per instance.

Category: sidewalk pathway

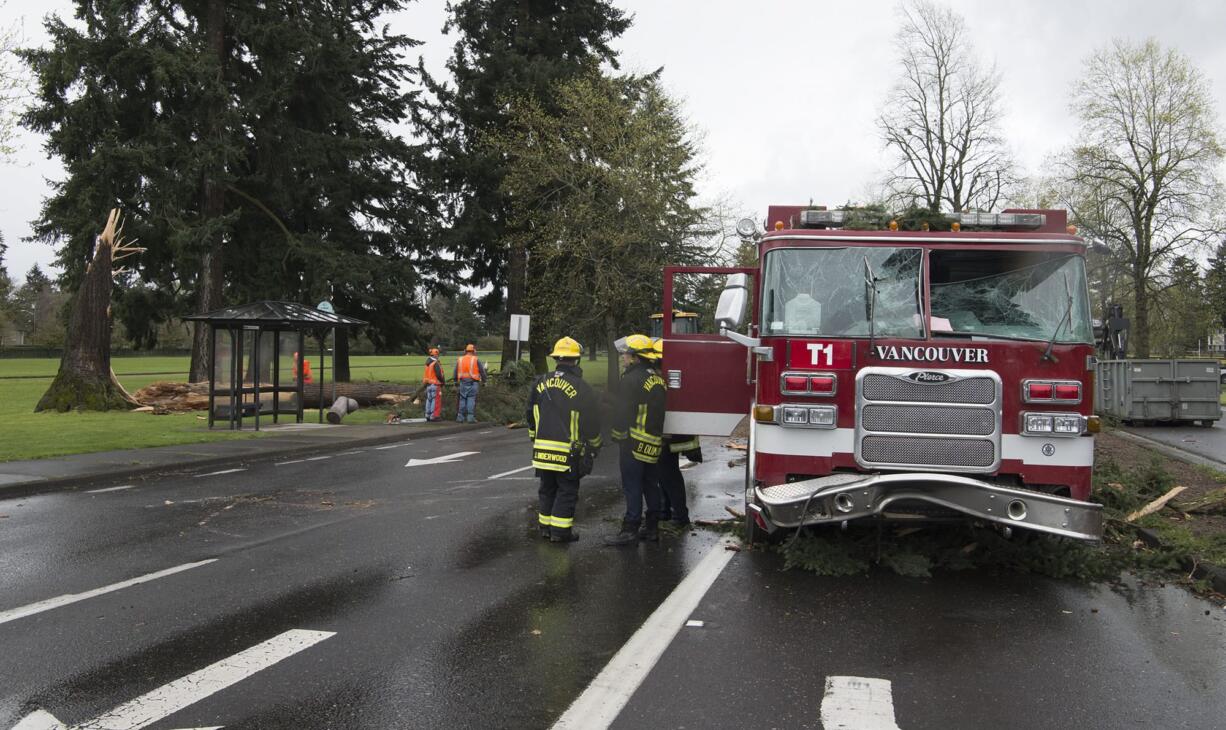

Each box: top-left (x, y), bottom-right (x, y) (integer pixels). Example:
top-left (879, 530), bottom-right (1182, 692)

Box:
top-left (0, 420), bottom-right (489, 495)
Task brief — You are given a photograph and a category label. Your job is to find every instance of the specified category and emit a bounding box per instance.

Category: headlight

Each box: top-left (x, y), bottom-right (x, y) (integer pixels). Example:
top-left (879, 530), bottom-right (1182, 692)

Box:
top-left (782, 407), bottom-right (808, 425)
top-left (808, 407), bottom-right (836, 426)
top-left (1053, 415), bottom-right (1083, 434)
top-left (1025, 414), bottom-right (1053, 433)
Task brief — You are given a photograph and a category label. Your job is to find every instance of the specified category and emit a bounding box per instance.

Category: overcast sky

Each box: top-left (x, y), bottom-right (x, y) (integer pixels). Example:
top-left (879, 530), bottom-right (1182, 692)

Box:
top-left (2, 0), bottom-right (1224, 281)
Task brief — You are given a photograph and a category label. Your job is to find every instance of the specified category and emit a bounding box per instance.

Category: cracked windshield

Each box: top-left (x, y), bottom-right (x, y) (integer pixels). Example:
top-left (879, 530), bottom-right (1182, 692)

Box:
top-left (761, 247), bottom-right (923, 337)
top-left (930, 250), bottom-right (1093, 342)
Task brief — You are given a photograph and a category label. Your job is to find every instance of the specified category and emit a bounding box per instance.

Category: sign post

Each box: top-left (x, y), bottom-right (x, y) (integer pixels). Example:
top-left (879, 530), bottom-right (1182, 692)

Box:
top-left (509, 314), bottom-right (530, 361)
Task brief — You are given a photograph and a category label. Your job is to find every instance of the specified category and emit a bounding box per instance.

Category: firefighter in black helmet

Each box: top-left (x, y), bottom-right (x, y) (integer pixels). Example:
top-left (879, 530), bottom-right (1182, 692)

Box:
top-left (526, 337), bottom-right (603, 543)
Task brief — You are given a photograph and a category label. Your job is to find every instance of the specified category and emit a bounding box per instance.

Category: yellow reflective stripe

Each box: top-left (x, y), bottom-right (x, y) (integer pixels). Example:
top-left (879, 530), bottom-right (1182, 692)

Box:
top-left (588, 434), bottom-right (603, 448)
top-left (534, 439), bottom-right (571, 452)
top-left (632, 451), bottom-right (660, 463)
top-left (551, 516), bottom-right (574, 528)
top-left (610, 429), bottom-right (627, 440)
top-left (636, 403), bottom-right (648, 431)
top-left (533, 405), bottom-right (540, 433)
top-left (539, 513), bottom-right (552, 526)
top-left (528, 430), bottom-right (536, 439)
top-left (630, 428), bottom-right (662, 445)
top-left (670, 437), bottom-right (700, 453)
top-left (532, 459), bottom-right (569, 472)
top-left (570, 411), bottom-right (579, 443)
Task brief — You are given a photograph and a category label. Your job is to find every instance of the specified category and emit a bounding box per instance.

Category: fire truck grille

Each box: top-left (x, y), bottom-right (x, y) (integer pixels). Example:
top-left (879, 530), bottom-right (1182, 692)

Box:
top-left (861, 404), bottom-right (994, 436)
top-left (857, 369), bottom-right (1001, 472)
top-left (861, 374), bottom-right (995, 404)
top-left (861, 436), bottom-right (996, 468)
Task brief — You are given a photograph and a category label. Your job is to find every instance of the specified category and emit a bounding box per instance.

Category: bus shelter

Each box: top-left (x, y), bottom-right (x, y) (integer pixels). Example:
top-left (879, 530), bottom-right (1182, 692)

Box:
top-left (184, 301), bottom-right (366, 430)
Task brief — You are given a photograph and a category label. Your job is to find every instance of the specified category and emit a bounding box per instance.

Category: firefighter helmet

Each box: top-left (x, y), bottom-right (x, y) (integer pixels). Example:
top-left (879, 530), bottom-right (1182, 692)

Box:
top-left (623, 333), bottom-right (653, 357)
top-left (550, 337), bottom-right (583, 359)
top-left (647, 338), bottom-right (663, 360)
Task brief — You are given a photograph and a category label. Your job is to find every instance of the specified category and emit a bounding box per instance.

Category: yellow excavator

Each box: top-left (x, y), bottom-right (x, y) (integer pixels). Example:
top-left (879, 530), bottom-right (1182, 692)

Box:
top-left (649, 310), bottom-right (699, 338)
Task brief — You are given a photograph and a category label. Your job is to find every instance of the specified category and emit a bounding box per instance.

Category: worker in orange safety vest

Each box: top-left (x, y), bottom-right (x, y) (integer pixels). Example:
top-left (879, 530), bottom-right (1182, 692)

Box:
top-left (453, 344), bottom-right (488, 423)
top-left (422, 347), bottom-right (446, 421)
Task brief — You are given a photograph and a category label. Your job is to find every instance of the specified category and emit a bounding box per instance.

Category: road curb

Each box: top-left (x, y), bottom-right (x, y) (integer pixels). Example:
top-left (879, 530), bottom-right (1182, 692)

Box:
top-left (0, 422), bottom-right (491, 499)
top-left (1112, 429), bottom-right (1226, 473)
top-left (1134, 527), bottom-right (1226, 595)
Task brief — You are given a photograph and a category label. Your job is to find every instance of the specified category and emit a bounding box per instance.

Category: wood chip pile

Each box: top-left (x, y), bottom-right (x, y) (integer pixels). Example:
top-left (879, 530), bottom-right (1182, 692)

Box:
top-left (131, 381), bottom-right (211, 411)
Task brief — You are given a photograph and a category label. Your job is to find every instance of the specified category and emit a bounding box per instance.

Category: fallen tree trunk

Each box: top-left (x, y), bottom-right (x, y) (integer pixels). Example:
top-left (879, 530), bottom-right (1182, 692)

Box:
top-left (301, 381), bottom-right (422, 408)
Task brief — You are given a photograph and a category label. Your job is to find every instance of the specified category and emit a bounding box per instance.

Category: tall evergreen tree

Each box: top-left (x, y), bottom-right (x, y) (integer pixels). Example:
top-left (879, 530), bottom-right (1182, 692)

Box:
top-left (489, 71), bottom-right (708, 384)
top-left (22, 1), bottom-right (442, 380)
top-left (418, 0), bottom-right (630, 367)
top-left (1206, 240), bottom-right (1226, 332)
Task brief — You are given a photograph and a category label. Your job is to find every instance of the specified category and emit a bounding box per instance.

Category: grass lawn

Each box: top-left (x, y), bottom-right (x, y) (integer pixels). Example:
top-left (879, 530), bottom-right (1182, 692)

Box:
top-left (0, 353), bottom-right (614, 462)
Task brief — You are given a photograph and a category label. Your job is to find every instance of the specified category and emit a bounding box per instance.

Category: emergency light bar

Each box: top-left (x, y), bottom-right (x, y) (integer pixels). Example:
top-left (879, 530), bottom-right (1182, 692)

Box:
top-left (798, 210), bottom-right (848, 227)
top-left (950, 212), bottom-right (1046, 229)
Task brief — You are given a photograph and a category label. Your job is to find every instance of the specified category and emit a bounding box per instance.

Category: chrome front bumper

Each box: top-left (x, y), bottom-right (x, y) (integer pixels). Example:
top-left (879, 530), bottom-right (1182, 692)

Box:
top-left (753, 472), bottom-right (1103, 542)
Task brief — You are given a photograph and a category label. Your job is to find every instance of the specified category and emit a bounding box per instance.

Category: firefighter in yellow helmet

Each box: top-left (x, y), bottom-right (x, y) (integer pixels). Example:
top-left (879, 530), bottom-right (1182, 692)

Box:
top-left (525, 336), bottom-right (603, 543)
top-left (652, 338), bottom-right (700, 528)
top-left (605, 333), bottom-right (667, 545)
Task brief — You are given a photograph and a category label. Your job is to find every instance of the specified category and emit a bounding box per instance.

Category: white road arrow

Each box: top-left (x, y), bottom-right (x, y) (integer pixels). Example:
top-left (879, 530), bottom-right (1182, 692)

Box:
top-left (12, 629), bottom-right (334, 730)
top-left (405, 451), bottom-right (479, 468)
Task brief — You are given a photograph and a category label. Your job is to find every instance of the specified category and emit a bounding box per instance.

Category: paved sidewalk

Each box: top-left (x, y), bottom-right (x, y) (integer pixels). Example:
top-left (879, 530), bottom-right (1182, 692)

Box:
top-left (0, 419), bottom-right (492, 495)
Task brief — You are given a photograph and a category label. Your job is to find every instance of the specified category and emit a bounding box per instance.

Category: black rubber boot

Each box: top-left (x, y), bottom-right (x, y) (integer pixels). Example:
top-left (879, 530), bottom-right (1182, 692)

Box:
top-left (639, 515), bottom-right (659, 542)
top-left (604, 520), bottom-right (640, 546)
top-left (550, 527), bottom-right (579, 543)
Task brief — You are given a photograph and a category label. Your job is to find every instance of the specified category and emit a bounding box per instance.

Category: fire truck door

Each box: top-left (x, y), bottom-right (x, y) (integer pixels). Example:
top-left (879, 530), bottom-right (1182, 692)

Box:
top-left (661, 266), bottom-right (758, 437)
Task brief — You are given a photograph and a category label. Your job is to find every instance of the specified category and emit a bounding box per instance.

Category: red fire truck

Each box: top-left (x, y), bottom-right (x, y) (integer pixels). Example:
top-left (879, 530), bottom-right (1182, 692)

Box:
top-left (660, 206), bottom-right (1104, 544)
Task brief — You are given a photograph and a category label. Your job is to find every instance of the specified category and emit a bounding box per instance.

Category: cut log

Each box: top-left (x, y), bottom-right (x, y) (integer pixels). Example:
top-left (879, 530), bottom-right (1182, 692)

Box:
top-left (1125, 486), bottom-right (1187, 523)
top-left (326, 397), bottom-right (360, 424)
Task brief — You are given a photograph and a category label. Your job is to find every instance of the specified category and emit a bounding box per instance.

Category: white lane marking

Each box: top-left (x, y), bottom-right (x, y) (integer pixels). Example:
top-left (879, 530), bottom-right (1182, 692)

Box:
top-left (0, 559), bottom-right (218, 626)
top-left (275, 459), bottom-right (305, 466)
top-left (820, 676), bottom-right (900, 730)
top-left (15, 630), bottom-right (334, 730)
top-left (336, 450), bottom-right (365, 456)
top-left (11, 709), bottom-right (63, 730)
top-left (684, 620), bottom-right (704, 627)
top-left (87, 485), bottom-right (135, 494)
top-left (373, 442), bottom-right (411, 450)
top-left (194, 469), bottom-right (246, 478)
top-left (487, 465), bottom-right (534, 480)
top-left (551, 546), bottom-right (735, 730)
top-left (479, 430), bottom-right (492, 435)
top-left (304, 456), bottom-right (332, 462)
top-left (405, 451), bottom-right (479, 468)
top-left (438, 436), bottom-right (460, 441)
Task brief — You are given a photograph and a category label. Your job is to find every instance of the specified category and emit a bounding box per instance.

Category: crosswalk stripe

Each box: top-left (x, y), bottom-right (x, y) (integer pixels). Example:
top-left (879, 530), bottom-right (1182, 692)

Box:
top-left (820, 676), bottom-right (900, 730)
top-left (77, 629), bottom-right (335, 730)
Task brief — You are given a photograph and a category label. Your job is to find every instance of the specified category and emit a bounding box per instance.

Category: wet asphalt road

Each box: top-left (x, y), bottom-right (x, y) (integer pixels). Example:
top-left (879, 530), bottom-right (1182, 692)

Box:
top-left (1122, 419), bottom-right (1226, 468)
top-left (2, 428), bottom-right (1225, 729)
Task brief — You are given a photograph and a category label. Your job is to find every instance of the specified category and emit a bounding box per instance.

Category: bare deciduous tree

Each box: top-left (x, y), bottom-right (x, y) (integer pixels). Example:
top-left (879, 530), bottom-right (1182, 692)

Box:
top-left (877, 0), bottom-right (1017, 213)
top-left (1055, 39), bottom-right (1224, 356)
top-left (0, 3), bottom-right (25, 160)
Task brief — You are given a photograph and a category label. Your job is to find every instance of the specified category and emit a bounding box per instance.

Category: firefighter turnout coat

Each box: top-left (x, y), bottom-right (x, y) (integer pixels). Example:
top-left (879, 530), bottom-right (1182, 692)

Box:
top-left (526, 363), bottom-right (603, 473)
top-left (611, 361), bottom-right (666, 463)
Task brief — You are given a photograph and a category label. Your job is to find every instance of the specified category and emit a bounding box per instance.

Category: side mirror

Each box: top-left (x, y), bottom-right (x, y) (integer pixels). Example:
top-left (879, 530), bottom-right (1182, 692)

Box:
top-left (715, 273), bottom-right (749, 331)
